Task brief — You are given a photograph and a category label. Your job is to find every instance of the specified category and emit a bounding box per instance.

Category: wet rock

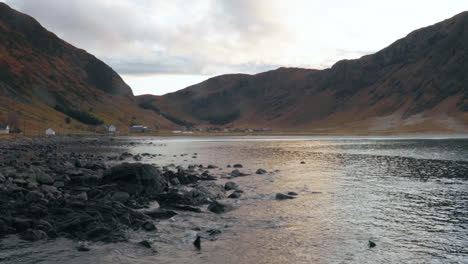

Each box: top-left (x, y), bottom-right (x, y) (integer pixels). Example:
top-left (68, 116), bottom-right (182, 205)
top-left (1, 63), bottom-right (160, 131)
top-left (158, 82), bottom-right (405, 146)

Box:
top-left (77, 242), bottom-right (91, 252)
top-left (103, 163), bottom-right (168, 198)
top-left (287, 192), bottom-right (298, 196)
top-left (231, 169), bottom-right (246, 177)
top-left (193, 235), bottom-right (201, 250)
top-left (20, 229), bottom-right (48, 241)
top-left (144, 209), bottom-right (178, 219)
top-left (139, 240), bottom-right (152, 248)
top-left (224, 182), bottom-right (239, 191)
top-left (112, 191), bottom-right (130, 202)
top-left (25, 190), bottom-right (45, 202)
top-left (256, 169), bottom-right (267, 174)
top-left (233, 164), bottom-right (243, 168)
top-left (275, 193), bottom-right (295, 200)
top-left (208, 201), bottom-right (233, 214)
top-left (142, 221), bottom-right (157, 231)
top-left (228, 192), bottom-right (241, 199)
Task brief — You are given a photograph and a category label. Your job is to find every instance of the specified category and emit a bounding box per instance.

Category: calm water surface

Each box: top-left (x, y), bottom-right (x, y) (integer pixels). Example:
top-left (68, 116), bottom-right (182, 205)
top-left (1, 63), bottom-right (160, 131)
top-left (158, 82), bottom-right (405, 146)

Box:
top-left (1, 136), bottom-right (467, 264)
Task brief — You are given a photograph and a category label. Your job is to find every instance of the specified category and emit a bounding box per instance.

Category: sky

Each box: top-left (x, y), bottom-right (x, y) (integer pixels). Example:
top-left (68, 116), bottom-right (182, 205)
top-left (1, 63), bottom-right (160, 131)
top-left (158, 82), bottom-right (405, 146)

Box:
top-left (4, 0), bottom-right (468, 95)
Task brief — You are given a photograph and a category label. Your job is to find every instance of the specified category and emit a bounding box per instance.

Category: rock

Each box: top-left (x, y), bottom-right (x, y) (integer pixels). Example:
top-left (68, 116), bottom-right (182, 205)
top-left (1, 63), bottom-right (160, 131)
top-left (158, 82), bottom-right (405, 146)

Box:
top-left (207, 165), bottom-right (218, 169)
top-left (41, 185), bottom-right (60, 195)
top-left (13, 218), bottom-right (33, 232)
top-left (228, 192), bottom-right (241, 199)
top-left (169, 204), bottom-right (202, 213)
top-left (142, 221), bottom-right (157, 231)
top-left (36, 171), bottom-right (54, 185)
top-left (233, 164), bottom-right (243, 168)
top-left (275, 193), bottom-right (295, 200)
top-left (20, 229), bottom-right (48, 241)
top-left (85, 226), bottom-right (112, 241)
top-left (144, 210), bottom-right (178, 219)
top-left (103, 163), bottom-right (168, 197)
top-left (227, 165), bottom-right (231, 168)
top-left (369, 240), bottom-right (376, 248)
top-left (76, 192), bottom-right (88, 201)
top-left (231, 169), bottom-right (247, 177)
top-left (112, 191), bottom-right (130, 202)
top-left (133, 154), bottom-right (142, 161)
top-left (0, 172), bottom-right (5, 183)
top-left (287, 192), bottom-right (298, 196)
top-left (193, 235), bottom-right (201, 250)
top-left (300, 161), bottom-right (306, 164)
top-left (256, 169), bottom-right (267, 174)
top-left (25, 190), bottom-right (45, 202)
top-left (208, 201), bottom-right (233, 214)
top-left (139, 240), bottom-right (152, 248)
top-left (224, 182), bottom-right (239, 191)
top-left (77, 242), bottom-right (91, 252)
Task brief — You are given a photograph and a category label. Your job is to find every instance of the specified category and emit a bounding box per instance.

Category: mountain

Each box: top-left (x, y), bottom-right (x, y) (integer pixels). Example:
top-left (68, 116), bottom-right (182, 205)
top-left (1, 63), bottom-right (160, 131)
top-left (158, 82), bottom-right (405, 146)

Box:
top-left (0, 3), bottom-right (175, 133)
top-left (138, 11), bottom-right (468, 134)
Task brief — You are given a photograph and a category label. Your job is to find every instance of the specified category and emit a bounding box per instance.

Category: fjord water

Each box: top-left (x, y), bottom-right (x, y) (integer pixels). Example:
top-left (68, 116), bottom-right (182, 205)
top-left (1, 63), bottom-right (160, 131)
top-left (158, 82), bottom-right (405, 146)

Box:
top-left (1, 136), bottom-right (467, 264)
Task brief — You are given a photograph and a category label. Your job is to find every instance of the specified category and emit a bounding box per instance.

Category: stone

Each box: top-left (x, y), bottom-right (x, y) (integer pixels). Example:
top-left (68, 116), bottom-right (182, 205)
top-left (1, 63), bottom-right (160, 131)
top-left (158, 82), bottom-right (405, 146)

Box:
top-left (231, 169), bottom-right (248, 177)
top-left (233, 164), bottom-right (243, 168)
top-left (228, 192), bottom-right (241, 199)
top-left (369, 240), bottom-right (376, 248)
top-left (144, 210), bottom-right (178, 219)
top-left (193, 235), bottom-right (201, 250)
top-left (224, 182), bottom-right (239, 191)
top-left (112, 191), bottom-right (130, 202)
top-left (77, 243), bottom-right (91, 251)
top-left (0, 172), bottom-right (5, 183)
top-left (287, 192), bottom-right (298, 196)
top-left (36, 171), bottom-right (54, 185)
top-left (300, 161), bottom-right (306, 164)
top-left (139, 240), bottom-right (152, 248)
top-left (256, 169), bottom-right (267, 174)
top-left (208, 201), bottom-right (233, 214)
top-left (20, 229), bottom-right (48, 241)
top-left (275, 193), bottom-right (295, 200)
top-left (142, 221), bottom-right (157, 231)
top-left (25, 190), bottom-right (44, 202)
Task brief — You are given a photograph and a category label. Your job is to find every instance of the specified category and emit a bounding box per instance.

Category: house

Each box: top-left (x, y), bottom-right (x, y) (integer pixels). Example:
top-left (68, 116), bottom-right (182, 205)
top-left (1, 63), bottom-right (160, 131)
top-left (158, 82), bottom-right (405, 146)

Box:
top-left (45, 128), bottom-right (56, 136)
top-left (108, 125), bottom-right (117, 133)
top-left (0, 124), bottom-right (9, 134)
top-left (130, 125), bottom-right (148, 133)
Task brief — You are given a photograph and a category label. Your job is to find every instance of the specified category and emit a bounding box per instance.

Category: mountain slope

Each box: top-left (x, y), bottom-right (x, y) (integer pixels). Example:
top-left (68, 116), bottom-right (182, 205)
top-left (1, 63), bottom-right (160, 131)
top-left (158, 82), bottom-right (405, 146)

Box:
top-left (139, 11), bottom-right (468, 133)
top-left (0, 3), bottom-right (175, 133)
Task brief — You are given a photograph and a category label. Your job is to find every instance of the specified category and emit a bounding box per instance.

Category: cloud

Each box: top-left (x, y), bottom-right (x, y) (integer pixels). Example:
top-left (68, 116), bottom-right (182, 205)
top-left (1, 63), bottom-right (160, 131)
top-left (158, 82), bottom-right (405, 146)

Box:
top-left (4, 0), bottom-right (468, 78)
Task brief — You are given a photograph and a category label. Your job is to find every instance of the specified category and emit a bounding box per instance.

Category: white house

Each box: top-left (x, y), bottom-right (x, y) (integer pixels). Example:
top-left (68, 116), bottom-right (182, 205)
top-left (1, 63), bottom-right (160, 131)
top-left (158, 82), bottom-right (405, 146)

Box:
top-left (45, 128), bottom-right (56, 136)
top-left (0, 124), bottom-right (9, 134)
top-left (108, 125), bottom-right (117, 133)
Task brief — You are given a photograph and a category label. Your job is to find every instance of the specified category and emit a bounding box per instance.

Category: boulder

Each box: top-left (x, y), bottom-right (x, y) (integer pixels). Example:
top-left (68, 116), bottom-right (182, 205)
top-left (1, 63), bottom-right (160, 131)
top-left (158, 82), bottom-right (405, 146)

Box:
top-left (275, 193), bottom-right (295, 200)
top-left (224, 182), bottom-right (239, 191)
top-left (103, 163), bottom-right (168, 197)
top-left (256, 169), bottom-right (267, 174)
top-left (228, 192), bottom-right (241, 199)
top-left (25, 190), bottom-right (44, 202)
top-left (36, 171), bottom-right (54, 185)
top-left (208, 201), bottom-right (233, 214)
top-left (233, 164), bottom-right (243, 168)
top-left (142, 221), bottom-right (157, 231)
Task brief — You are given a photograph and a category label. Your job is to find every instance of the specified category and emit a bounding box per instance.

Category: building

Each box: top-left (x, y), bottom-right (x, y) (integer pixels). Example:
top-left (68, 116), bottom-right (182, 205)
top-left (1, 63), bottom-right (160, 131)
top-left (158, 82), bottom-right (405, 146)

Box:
top-left (45, 128), bottom-right (56, 136)
top-left (130, 125), bottom-right (148, 133)
top-left (108, 125), bottom-right (117, 133)
top-left (0, 124), bottom-right (9, 134)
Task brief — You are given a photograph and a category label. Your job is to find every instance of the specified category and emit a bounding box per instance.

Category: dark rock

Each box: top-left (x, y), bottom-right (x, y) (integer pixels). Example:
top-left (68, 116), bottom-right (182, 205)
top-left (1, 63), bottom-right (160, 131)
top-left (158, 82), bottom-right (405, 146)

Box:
top-left (142, 221), bottom-right (157, 231)
top-left (193, 235), bottom-right (201, 250)
top-left (208, 201), bottom-right (233, 214)
top-left (275, 193), bottom-right (295, 200)
top-left (224, 182), bottom-right (239, 191)
top-left (103, 163), bottom-right (168, 197)
top-left (207, 165), bottom-right (218, 169)
top-left (287, 192), bottom-right (298, 196)
top-left (77, 242), bottom-right (91, 251)
top-left (85, 226), bottom-right (112, 241)
top-left (25, 190), bottom-right (45, 202)
top-left (256, 169), bottom-right (267, 174)
top-left (36, 171), bottom-right (55, 185)
top-left (13, 218), bottom-right (33, 232)
top-left (228, 192), bottom-right (241, 199)
top-left (20, 229), bottom-right (48, 241)
top-left (300, 161), bottom-right (306, 164)
top-left (112, 191), bottom-right (130, 202)
top-left (133, 154), bottom-right (142, 161)
top-left (144, 209), bottom-right (178, 219)
top-left (139, 240), bottom-right (152, 248)
top-left (231, 169), bottom-right (248, 177)
top-left (0, 172), bottom-right (6, 183)
top-left (369, 240), bottom-right (376, 248)
top-left (233, 164), bottom-right (243, 168)
top-left (170, 204), bottom-right (202, 213)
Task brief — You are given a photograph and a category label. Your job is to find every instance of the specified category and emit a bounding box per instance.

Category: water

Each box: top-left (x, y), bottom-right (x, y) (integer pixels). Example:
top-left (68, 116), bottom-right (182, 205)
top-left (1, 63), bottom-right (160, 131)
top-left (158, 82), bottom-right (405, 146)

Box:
top-left (1, 136), bottom-right (467, 263)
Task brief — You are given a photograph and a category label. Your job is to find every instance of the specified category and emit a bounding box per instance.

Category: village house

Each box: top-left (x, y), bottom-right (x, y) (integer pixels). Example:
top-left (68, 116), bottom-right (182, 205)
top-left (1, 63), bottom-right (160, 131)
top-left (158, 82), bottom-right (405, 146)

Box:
top-left (45, 128), bottom-right (56, 136)
top-left (0, 124), bottom-right (10, 134)
top-left (130, 125), bottom-right (148, 133)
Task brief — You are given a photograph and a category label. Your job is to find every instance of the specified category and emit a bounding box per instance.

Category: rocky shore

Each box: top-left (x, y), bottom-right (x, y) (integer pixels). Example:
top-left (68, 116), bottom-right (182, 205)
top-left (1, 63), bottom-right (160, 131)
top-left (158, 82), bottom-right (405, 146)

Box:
top-left (0, 136), bottom-right (271, 249)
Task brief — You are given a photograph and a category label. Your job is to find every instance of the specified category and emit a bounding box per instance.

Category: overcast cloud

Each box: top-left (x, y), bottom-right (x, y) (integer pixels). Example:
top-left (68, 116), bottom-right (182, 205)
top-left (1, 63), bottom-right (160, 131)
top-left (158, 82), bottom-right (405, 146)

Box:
top-left (3, 0), bottom-right (468, 94)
